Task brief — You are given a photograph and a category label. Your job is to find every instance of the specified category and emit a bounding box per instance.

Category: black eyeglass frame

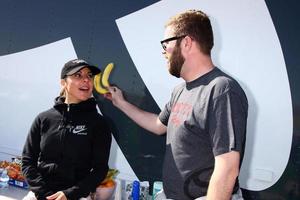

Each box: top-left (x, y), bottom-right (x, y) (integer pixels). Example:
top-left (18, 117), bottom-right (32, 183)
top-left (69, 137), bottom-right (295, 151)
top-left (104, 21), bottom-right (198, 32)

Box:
top-left (160, 35), bottom-right (187, 50)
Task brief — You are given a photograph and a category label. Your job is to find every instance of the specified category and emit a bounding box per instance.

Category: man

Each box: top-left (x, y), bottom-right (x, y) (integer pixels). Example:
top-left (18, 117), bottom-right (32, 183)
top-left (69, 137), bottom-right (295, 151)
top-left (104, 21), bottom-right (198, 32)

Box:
top-left (106, 10), bottom-right (248, 200)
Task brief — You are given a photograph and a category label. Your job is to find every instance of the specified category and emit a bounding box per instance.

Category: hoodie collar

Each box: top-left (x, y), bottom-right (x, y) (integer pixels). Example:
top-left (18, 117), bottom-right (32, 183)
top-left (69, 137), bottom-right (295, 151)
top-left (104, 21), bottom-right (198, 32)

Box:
top-left (53, 96), bottom-right (97, 112)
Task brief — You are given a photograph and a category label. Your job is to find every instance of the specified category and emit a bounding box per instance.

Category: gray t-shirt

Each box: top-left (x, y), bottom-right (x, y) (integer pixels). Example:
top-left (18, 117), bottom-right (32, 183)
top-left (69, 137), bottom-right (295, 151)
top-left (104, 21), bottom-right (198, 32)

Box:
top-left (159, 67), bottom-right (248, 200)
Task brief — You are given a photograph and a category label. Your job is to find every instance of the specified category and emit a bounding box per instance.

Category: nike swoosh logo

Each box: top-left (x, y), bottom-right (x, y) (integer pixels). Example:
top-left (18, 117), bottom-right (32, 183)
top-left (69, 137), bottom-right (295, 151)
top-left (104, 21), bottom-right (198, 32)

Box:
top-left (73, 128), bottom-right (87, 134)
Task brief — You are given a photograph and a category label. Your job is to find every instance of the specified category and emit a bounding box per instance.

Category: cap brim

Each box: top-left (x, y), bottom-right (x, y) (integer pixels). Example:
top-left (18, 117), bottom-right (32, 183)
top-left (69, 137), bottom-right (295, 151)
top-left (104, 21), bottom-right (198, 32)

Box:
top-left (66, 65), bottom-right (101, 76)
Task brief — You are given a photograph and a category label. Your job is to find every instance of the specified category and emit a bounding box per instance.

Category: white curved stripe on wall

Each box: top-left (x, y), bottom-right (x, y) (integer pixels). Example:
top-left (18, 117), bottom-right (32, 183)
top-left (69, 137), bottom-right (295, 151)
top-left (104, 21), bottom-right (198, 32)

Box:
top-left (116, 0), bottom-right (293, 191)
top-left (0, 38), bottom-right (76, 152)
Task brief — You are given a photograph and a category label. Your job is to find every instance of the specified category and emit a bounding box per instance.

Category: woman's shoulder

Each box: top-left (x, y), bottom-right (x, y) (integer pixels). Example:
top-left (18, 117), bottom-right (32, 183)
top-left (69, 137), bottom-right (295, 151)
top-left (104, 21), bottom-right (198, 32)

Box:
top-left (36, 107), bottom-right (60, 119)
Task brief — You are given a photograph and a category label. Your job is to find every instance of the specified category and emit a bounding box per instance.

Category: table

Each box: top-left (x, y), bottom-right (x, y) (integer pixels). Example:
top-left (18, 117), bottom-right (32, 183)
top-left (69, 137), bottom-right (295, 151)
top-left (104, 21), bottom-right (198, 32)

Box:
top-left (0, 185), bottom-right (28, 200)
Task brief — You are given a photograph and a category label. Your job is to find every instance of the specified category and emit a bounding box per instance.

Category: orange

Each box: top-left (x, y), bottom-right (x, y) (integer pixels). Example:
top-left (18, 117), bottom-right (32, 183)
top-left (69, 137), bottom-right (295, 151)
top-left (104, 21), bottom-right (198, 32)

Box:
top-left (105, 180), bottom-right (115, 187)
top-left (99, 179), bottom-right (115, 188)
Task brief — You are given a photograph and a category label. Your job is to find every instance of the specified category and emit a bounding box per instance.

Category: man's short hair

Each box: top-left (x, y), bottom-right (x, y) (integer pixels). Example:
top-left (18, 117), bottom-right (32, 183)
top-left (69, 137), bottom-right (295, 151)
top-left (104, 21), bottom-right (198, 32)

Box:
top-left (165, 9), bottom-right (214, 55)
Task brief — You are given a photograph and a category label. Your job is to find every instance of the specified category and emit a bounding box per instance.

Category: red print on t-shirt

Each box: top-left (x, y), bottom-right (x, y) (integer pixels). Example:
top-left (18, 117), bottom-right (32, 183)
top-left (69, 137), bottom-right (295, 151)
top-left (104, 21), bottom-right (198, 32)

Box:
top-left (170, 102), bottom-right (192, 127)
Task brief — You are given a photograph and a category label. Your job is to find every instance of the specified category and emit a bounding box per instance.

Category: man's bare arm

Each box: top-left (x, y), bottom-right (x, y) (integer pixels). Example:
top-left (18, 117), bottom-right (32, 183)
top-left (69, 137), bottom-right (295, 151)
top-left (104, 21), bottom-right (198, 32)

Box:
top-left (106, 86), bottom-right (167, 135)
top-left (206, 151), bottom-right (240, 200)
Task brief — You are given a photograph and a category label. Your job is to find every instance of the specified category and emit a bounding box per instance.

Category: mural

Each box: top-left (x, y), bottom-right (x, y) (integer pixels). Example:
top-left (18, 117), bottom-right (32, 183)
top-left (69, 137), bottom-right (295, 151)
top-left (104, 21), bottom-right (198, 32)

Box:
top-left (0, 0), bottom-right (299, 199)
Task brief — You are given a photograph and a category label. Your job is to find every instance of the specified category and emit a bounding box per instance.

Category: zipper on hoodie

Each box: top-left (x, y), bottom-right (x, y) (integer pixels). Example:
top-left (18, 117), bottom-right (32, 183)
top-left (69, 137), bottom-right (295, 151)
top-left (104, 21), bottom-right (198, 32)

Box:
top-left (59, 103), bottom-right (71, 161)
top-left (62, 104), bottom-right (71, 140)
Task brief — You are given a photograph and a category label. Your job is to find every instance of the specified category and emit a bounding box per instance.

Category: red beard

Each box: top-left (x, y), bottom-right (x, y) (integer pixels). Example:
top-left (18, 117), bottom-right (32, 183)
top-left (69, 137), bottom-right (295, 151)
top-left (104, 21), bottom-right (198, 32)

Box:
top-left (169, 44), bottom-right (185, 78)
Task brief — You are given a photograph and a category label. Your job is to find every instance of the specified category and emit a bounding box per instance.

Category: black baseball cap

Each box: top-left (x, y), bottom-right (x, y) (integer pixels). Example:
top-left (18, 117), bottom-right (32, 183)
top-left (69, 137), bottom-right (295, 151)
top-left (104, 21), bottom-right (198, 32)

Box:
top-left (61, 59), bottom-right (101, 79)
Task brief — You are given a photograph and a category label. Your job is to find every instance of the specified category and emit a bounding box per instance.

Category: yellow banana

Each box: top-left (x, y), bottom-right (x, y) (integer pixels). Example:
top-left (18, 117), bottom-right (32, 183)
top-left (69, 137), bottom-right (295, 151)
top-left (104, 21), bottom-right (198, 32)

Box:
top-left (101, 63), bottom-right (114, 87)
top-left (93, 72), bottom-right (109, 94)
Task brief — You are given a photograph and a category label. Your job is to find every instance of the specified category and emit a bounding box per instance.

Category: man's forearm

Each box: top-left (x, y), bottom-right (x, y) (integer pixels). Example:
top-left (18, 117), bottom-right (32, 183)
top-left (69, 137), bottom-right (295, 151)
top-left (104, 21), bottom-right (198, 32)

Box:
top-left (206, 151), bottom-right (240, 200)
top-left (117, 100), bottom-right (166, 135)
top-left (206, 172), bottom-right (236, 200)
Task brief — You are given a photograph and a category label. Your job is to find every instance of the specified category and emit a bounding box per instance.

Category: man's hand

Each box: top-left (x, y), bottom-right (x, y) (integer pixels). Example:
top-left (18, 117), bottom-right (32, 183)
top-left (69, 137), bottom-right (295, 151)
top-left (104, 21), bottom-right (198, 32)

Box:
top-left (46, 191), bottom-right (67, 200)
top-left (105, 86), bottom-right (125, 108)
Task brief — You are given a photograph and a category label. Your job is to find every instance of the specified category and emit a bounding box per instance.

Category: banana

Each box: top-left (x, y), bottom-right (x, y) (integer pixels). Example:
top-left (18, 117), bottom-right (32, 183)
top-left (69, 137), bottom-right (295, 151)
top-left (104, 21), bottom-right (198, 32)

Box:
top-left (93, 62), bottom-right (115, 94)
top-left (93, 72), bottom-right (109, 94)
top-left (101, 63), bottom-right (114, 87)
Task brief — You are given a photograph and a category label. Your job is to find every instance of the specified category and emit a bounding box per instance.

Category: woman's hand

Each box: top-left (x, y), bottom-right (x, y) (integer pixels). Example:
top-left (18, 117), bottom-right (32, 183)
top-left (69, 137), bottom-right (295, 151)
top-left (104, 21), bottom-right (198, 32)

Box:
top-left (46, 191), bottom-right (67, 200)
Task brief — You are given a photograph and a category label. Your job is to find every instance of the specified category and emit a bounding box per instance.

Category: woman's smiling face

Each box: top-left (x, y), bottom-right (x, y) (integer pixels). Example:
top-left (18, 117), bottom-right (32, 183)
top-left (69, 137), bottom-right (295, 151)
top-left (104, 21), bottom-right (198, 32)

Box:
top-left (61, 67), bottom-right (94, 104)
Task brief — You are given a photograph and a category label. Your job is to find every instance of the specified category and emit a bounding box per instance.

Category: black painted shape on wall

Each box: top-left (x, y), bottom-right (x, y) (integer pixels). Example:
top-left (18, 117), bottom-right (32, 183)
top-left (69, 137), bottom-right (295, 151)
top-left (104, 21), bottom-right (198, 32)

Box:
top-left (1, 1), bottom-right (300, 198)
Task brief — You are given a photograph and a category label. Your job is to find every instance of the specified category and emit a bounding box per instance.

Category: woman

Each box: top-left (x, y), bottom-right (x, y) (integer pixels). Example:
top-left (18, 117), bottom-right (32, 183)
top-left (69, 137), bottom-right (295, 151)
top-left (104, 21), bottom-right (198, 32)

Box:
top-left (22, 59), bottom-right (112, 200)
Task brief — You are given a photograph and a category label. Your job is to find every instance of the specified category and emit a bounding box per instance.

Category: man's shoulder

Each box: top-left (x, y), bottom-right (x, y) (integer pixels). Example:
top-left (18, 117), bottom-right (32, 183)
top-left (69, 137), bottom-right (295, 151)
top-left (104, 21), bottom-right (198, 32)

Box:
top-left (211, 74), bottom-right (234, 90)
top-left (208, 68), bottom-right (246, 98)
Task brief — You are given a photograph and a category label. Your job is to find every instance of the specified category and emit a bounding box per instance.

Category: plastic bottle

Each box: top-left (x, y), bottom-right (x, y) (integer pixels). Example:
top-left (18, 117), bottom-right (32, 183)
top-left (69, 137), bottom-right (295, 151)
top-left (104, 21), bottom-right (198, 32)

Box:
top-left (152, 181), bottom-right (163, 200)
top-left (114, 178), bottom-right (122, 200)
top-left (131, 180), bottom-right (140, 200)
top-left (0, 168), bottom-right (9, 188)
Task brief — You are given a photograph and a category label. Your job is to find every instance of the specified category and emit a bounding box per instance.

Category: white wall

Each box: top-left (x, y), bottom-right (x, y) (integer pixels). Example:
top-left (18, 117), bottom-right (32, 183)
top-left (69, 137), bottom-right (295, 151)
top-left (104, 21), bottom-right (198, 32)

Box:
top-left (0, 38), bottom-right (76, 159)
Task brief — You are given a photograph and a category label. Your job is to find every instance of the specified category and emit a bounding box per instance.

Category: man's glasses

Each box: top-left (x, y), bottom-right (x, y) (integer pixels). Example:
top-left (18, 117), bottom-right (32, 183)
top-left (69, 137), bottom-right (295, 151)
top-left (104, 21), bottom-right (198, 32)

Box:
top-left (160, 35), bottom-right (187, 50)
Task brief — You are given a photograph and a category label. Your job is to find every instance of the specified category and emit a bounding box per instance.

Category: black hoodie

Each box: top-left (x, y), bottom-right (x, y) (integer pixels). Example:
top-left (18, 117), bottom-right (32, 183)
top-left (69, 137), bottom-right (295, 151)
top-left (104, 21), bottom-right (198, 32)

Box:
top-left (22, 97), bottom-right (112, 200)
